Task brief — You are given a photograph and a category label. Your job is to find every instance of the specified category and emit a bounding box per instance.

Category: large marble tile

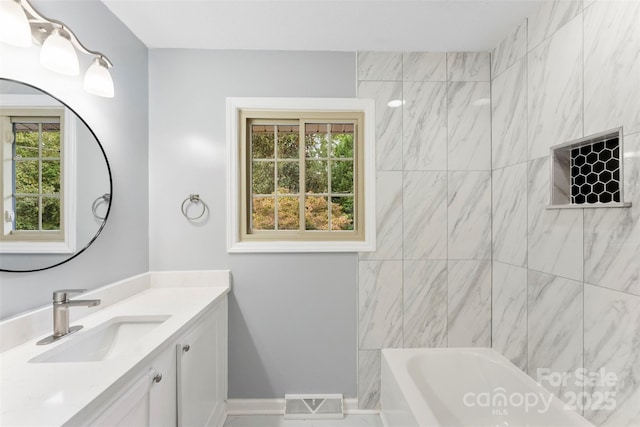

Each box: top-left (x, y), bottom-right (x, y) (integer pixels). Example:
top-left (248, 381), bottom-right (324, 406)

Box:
top-left (357, 52), bottom-right (402, 81)
top-left (358, 350), bottom-right (381, 410)
top-left (358, 261), bottom-right (402, 350)
top-left (584, 0), bottom-right (640, 137)
top-left (491, 58), bottom-right (527, 169)
top-left (527, 15), bottom-right (583, 160)
top-left (360, 171), bottom-right (403, 261)
top-left (493, 163), bottom-right (528, 267)
top-left (491, 19), bottom-right (527, 79)
top-left (447, 82), bottom-right (491, 170)
top-left (447, 260), bottom-right (491, 347)
top-left (527, 270), bottom-right (583, 402)
top-left (447, 171), bottom-right (491, 260)
top-left (584, 134), bottom-right (640, 295)
top-left (402, 82), bottom-right (447, 170)
top-left (492, 262), bottom-right (527, 371)
top-left (528, 157), bottom-right (584, 281)
top-left (527, 0), bottom-right (582, 51)
top-left (358, 81), bottom-right (403, 170)
top-left (402, 52), bottom-right (446, 82)
top-left (446, 52), bottom-right (490, 82)
top-left (584, 285), bottom-right (640, 426)
top-left (403, 261), bottom-right (447, 348)
top-left (403, 171), bottom-right (447, 260)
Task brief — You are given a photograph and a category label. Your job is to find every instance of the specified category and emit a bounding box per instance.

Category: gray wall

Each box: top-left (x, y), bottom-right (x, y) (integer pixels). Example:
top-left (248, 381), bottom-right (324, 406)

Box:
top-left (490, 1), bottom-right (640, 425)
top-left (148, 50), bottom-right (358, 397)
top-left (0, 0), bottom-right (149, 319)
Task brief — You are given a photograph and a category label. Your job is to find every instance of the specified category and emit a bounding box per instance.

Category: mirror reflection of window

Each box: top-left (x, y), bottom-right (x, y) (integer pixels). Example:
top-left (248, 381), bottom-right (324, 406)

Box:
top-left (0, 106), bottom-right (75, 253)
top-left (12, 118), bottom-right (62, 235)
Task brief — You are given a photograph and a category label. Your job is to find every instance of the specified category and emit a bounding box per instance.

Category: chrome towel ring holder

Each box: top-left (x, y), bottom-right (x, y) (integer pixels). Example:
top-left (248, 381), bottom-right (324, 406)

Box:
top-left (181, 194), bottom-right (208, 220)
top-left (91, 193), bottom-right (111, 220)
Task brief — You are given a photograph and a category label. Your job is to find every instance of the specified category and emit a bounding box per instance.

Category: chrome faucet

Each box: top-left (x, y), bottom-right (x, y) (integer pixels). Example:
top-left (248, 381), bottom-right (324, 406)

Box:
top-left (37, 289), bottom-right (101, 345)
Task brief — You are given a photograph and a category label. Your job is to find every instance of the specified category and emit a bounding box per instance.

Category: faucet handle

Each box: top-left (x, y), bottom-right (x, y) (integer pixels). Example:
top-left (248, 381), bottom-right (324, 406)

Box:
top-left (53, 289), bottom-right (87, 303)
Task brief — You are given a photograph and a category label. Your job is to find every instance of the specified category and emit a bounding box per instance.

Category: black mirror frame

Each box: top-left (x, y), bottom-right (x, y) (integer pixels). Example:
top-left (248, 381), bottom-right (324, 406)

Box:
top-left (0, 78), bottom-right (113, 273)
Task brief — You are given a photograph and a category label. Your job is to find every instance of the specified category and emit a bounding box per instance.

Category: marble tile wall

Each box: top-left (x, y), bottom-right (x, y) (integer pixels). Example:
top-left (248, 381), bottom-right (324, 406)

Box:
top-left (402, 82), bottom-right (447, 170)
top-left (527, 271), bottom-right (583, 400)
top-left (491, 58), bottom-right (527, 169)
top-left (356, 50), bottom-right (492, 409)
top-left (403, 261), bottom-right (447, 348)
top-left (492, 262), bottom-right (527, 370)
top-left (448, 171), bottom-right (491, 259)
top-left (491, 1), bottom-right (640, 425)
top-left (527, 14), bottom-right (583, 160)
top-left (447, 260), bottom-right (491, 347)
top-left (584, 285), bottom-right (640, 426)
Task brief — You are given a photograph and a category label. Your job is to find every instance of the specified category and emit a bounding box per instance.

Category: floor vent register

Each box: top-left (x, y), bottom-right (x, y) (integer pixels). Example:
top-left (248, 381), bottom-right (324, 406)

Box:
top-left (283, 394), bottom-right (344, 419)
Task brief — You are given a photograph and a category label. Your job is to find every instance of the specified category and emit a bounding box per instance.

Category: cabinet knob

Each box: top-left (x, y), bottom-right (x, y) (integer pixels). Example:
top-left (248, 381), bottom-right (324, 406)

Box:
top-left (182, 344), bottom-right (190, 353)
top-left (153, 373), bottom-right (163, 383)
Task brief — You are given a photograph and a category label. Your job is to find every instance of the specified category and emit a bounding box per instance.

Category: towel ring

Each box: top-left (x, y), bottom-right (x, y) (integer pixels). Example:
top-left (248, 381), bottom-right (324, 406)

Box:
top-left (181, 194), bottom-right (207, 220)
top-left (91, 193), bottom-right (111, 220)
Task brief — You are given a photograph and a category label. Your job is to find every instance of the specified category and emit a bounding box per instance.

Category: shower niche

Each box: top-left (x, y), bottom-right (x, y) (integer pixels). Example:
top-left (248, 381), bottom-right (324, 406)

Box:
top-left (549, 127), bottom-right (632, 209)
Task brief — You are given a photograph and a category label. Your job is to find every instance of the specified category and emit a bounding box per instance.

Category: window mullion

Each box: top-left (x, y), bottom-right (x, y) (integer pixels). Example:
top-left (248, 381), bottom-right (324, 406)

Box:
top-left (274, 125), bottom-right (279, 231)
top-left (327, 123), bottom-right (333, 231)
top-left (299, 119), bottom-right (305, 234)
top-left (11, 126), bottom-right (16, 220)
top-left (38, 123), bottom-right (43, 231)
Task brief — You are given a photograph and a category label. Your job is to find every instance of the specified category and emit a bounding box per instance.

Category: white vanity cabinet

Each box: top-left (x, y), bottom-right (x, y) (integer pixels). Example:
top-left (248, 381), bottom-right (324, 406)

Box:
top-left (177, 297), bottom-right (227, 426)
top-left (149, 346), bottom-right (179, 426)
top-left (89, 347), bottom-right (176, 427)
top-left (85, 296), bottom-right (227, 427)
top-left (0, 272), bottom-right (230, 427)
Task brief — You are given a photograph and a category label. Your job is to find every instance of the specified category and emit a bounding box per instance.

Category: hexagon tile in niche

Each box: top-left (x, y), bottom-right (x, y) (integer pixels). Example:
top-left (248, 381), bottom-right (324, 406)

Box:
top-left (570, 137), bottom-right (620, 204)
top-left (550, 127), bottom-right (631, 208)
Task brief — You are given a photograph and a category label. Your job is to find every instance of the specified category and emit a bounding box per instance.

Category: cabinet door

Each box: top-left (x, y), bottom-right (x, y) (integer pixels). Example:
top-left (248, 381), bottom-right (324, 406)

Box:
top-left (177, 300), bottom-right (227, 427)
top-left (90, 346), bottom-right (177, 427)
top-left (149, 345), bottom-right (178, 427)
top-left (90, 372), bottom-right (151, 426)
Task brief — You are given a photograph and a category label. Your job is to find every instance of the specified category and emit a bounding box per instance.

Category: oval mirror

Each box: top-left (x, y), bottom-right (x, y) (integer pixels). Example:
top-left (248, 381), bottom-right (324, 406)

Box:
top-left (0, 78), bottom-right (112, 272)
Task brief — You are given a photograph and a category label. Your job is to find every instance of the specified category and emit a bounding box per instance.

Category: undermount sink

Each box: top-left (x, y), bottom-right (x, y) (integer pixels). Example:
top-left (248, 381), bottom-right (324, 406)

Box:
top-left (29, 315), bottom-right (170, 363)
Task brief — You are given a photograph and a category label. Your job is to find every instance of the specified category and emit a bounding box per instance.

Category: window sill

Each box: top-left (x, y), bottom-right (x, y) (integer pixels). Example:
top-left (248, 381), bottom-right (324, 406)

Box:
top-left (227, 240), bottom-right (375, 253)
top-left (0, 240), bottom-right (75, 254)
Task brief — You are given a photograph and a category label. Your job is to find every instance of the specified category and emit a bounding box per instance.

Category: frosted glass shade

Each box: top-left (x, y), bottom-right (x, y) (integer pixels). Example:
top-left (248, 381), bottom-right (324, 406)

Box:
top-left (83, 57), bottom-right (114, 98)
top-left (40, 28), bottom-right (79, 76)
top-left (0, 0), bottom-right (31, 47)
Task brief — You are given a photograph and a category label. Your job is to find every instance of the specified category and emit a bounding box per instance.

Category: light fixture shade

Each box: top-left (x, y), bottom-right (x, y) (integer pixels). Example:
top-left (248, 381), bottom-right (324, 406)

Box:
top-left (40, 28), bottom-right (79, 76)
top-left (0, 0), bottom-right (32, 47)
top-left (83, 57), bottom-right (114, 98)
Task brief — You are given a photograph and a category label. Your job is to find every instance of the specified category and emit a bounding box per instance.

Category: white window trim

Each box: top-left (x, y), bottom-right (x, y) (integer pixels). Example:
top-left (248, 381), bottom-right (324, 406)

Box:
top-left (226, 97), bottom-right (376, 253)
top-left (0, 94), bottom-right (77, 254)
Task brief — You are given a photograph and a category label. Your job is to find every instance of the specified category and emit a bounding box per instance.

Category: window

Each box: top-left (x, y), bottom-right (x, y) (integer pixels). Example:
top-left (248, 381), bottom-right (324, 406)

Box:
top-left (227, 98), bottom-right (375, 252)
top-left (10, 118), bottom-right (62, 233)
top-left (0, 101), bottom-right (76, 253)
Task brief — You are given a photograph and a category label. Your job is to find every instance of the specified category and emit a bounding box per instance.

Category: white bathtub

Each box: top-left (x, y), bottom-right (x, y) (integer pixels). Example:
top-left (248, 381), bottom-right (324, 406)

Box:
top-left (380, 348), bottom-right (594, 427)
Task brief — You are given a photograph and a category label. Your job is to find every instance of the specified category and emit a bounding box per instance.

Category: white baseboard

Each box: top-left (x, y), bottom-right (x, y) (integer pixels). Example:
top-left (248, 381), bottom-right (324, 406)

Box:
top-left (225, 398), bottom-right (378, 416)
top-left (226, 399), bottom-right (284, 415)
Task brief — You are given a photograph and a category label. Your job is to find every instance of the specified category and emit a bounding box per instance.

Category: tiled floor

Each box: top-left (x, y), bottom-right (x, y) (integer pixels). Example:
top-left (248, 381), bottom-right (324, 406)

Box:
top-left (223, 414), bottom-right (383, 427)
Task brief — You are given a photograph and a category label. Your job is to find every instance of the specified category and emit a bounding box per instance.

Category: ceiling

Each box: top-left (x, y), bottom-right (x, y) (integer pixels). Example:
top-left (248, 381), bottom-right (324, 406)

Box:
top-left (100, 0), bottom-right (541, 52)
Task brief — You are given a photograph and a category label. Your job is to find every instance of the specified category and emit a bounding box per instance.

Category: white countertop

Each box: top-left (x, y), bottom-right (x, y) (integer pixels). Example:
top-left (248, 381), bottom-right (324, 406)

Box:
top-left (0, 273), bottom-right (229, 426)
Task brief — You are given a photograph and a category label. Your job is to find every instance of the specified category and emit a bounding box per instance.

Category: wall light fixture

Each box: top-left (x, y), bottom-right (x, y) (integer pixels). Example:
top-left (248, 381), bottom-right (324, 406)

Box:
top-left (0, 0), bottom-right (115, 98)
